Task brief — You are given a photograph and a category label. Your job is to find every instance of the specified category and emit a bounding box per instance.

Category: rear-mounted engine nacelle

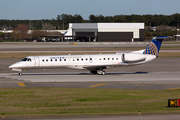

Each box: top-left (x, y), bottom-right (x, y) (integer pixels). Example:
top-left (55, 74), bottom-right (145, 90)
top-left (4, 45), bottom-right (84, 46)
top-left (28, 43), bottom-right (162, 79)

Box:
top-left (122, 53), bottom-right (146, 63)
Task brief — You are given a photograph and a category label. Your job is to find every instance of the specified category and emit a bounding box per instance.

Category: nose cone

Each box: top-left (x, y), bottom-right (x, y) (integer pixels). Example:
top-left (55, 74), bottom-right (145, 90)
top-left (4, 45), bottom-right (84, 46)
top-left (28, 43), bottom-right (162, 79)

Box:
top-left (9, 62), bottom-right (26, 69)
top-left (9, 64), bottom-right (13, 68)
top-left (9, 63), bottom-right (18, 69)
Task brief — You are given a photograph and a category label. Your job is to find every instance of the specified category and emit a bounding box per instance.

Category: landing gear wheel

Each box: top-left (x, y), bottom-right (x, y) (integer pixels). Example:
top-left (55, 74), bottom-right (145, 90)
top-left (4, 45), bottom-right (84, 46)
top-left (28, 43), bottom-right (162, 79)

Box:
top-left (102, 71), bottom-right (106, 75)
top-left (90, 71), bottom-right (97, 74)
top-left (19, 73), bottom-right (22, 76)
top-left (97, 70), bottom-right (106, 75)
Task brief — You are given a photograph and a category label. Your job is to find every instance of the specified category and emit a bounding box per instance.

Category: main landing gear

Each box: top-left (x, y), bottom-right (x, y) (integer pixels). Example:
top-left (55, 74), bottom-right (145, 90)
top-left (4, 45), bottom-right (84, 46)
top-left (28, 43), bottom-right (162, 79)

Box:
top-left (19, 72), bottom-right (22, 76)
top-left (90, 70), bottom-right (106, 75)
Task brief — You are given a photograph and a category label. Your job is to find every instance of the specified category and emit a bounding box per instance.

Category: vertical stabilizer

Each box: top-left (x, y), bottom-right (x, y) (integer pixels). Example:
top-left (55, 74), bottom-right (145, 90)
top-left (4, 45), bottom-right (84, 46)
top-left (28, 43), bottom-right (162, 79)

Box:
top-left (143, 36), bottom-right (167, 56)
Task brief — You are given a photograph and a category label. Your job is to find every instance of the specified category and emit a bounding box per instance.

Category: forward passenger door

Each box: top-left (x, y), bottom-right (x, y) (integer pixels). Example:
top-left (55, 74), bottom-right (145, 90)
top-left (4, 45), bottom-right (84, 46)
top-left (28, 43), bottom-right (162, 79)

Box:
top-left (34, 57), bottom-right (40, 67)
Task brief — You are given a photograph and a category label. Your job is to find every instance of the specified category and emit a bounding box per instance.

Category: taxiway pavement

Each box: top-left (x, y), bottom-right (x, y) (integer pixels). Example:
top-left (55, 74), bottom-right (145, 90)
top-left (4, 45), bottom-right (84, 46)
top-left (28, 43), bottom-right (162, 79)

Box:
top-left (0, 42), bottom-right (180, 51)
top-left (9, 114), bottom-right (180, 120)
top-left (0, 58), bottom-right (180, 90)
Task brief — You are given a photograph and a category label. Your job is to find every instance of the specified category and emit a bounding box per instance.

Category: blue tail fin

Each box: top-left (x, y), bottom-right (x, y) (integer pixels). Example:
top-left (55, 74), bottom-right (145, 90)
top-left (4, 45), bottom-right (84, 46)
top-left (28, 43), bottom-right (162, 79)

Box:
top-left (143, 36), bottom-right (168, 56)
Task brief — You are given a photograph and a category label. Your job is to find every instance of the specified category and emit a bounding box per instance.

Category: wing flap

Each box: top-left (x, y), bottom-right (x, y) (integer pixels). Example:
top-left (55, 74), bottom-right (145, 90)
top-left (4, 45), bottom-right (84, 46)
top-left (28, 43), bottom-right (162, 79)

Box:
top-left (83, 64), bottom-right (121, 71)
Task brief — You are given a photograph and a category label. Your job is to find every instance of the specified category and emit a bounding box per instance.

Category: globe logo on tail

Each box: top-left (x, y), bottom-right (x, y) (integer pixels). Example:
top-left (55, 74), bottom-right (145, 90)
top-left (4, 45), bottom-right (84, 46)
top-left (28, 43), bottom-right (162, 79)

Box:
top-left (143, 42), bottom-right (158, 56)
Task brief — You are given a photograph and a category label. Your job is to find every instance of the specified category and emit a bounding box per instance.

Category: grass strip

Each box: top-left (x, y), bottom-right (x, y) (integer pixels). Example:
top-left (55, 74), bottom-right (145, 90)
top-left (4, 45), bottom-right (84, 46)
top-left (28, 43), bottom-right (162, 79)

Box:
top-left (0, 88), bottom-right (180, 116)
top-left (159, 52), bottom-right (180, 58)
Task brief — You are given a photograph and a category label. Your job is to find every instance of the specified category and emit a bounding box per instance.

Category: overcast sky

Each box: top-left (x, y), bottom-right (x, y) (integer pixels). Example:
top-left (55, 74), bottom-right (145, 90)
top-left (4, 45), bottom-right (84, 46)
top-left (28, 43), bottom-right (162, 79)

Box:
top-left (0, 0), bottom-right (179, 20)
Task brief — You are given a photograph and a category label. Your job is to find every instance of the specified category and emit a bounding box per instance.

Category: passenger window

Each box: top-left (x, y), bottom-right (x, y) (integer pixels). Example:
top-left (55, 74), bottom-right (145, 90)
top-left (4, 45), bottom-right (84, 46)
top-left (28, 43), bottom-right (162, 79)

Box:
top-left (90, 58), bottom-right (92, 60)
top-left (108, 58), bottom-right (110, 60)
top-left (46, 59), bottom-right (48, 62)
top-left (112, 58), bottom-right (114, 60)
top-left (55, 59), bottom-right (57, 61)
top-left (86, 58), bottom-right (88, 61)
top-left (116, 58), bottom-right (118, 60)
top-left (73, 59), bottom-right (75, 61)
top-left (99, 58), bottom-right (101, 60)
top-left (64, 59), bottom-right (66, 61)
top-left (77, 59), bottom-right (79, 61)
top-left (60, 59), bottom-right (61, 61)
top-left (104, 58), bottom-right (106, 60)
top-left (81, 58), bottom-right (83, 61)
top-left (42, 59), bottom-right (44, 62)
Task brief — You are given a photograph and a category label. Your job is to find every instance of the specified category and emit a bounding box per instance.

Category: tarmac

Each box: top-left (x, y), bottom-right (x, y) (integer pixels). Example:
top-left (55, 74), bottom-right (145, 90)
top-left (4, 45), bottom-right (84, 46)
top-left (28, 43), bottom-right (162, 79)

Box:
top-left (4, 114), bottom-right (180, 120)
top-left (0, 58), bottom-right (180, 90)
top-left (0, 42), bottom-right (180, 51)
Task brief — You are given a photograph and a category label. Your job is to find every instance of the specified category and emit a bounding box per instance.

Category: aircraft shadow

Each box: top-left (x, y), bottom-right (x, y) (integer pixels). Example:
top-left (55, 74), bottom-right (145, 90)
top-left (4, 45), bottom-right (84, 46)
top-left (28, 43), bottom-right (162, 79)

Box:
top-left (13, 71), bottom-right (148, 76)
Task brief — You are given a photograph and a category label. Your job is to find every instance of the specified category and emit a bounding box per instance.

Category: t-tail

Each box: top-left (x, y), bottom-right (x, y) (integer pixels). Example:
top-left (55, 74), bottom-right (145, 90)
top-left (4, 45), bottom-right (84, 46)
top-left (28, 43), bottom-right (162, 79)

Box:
top-left (143, 36), bottom-right (168, 57)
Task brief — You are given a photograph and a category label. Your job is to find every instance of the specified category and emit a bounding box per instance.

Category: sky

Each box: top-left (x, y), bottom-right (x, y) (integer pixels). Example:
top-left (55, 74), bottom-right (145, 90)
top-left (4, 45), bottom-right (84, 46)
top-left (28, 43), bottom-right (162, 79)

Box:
top-left (0, 0), bottom-right (180, 20)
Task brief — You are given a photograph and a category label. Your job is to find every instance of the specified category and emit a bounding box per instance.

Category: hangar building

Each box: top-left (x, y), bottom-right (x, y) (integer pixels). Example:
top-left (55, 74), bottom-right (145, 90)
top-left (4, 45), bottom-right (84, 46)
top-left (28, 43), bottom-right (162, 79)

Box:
top-left (64, 23), bottom-right (144, 42)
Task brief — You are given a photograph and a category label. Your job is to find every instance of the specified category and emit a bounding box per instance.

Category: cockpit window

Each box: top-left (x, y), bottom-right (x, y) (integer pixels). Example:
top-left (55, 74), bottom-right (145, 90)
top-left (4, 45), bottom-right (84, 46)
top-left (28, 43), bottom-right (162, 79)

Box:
top-left (21, 58), bottom-right (31, 62)
top-left (22, 58), bottom-right (28, 61)
top-left (27, 58), bottom-right (31, 61)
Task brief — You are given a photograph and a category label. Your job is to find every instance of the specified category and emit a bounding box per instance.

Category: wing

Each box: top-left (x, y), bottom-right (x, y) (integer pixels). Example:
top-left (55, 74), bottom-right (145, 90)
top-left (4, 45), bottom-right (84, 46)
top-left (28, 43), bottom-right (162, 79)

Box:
top-left (83, 64), bottom-right (121, 71)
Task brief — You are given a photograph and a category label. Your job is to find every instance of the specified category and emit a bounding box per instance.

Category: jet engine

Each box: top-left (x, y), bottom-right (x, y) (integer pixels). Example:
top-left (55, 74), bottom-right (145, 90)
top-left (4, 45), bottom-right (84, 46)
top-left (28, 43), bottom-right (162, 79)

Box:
top-left (122, 53), bottom-right (146, 63)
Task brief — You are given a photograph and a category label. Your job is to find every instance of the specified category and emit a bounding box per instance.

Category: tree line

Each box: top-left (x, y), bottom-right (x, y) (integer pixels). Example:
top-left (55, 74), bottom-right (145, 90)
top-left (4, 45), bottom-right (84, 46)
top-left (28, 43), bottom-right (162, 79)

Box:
top-left (0, 13), bottom-right (180, 30)
top-left (0, 13), bottom-right (180, 40)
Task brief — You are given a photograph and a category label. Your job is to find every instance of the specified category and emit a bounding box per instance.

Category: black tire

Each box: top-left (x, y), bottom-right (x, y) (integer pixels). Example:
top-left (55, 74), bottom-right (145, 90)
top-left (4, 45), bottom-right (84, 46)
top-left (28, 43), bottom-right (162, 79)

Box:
top-left (19, 73), bottom-right (22, 76)
top-left (90, 71), bottom-right (97, 74)
top-left (102, 71), bottom-right (106, 75)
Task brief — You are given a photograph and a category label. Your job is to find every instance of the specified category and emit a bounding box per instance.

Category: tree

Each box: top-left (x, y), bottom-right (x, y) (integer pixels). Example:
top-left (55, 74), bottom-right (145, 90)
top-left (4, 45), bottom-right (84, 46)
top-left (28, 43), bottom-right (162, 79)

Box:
top-left (0, 32), bottom-right (5, 38)
top-left (10, 29), bottom-right (20, 41)
top-left (42, 23), bottom-right (53, 30)
top-left (56, 14), bottom-right (84, 29)
top-left (31, 30), bottom-right (48, 39)
top-left (73, 14), bottom-right (83, 23)
top-left (89, 14), bottom-right (98, 23)
top-left (15, 24), bottom-right (29, 40)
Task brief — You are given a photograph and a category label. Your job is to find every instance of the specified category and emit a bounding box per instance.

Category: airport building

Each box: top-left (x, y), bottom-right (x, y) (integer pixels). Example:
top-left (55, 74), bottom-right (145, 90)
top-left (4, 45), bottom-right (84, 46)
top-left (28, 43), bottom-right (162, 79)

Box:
top-left (64, 23), bottom-right (144, 42)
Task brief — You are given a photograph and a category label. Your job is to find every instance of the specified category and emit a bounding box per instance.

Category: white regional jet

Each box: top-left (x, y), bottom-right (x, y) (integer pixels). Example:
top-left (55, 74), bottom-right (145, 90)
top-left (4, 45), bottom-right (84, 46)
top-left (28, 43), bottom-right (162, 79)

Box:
top-left (9, 36), bottom-right (167, 76)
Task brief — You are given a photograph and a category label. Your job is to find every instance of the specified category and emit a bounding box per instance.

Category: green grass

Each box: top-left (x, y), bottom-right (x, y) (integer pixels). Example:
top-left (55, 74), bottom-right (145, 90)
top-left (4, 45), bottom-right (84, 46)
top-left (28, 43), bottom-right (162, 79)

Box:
top-left (0, 88), bottom-right (180, 116)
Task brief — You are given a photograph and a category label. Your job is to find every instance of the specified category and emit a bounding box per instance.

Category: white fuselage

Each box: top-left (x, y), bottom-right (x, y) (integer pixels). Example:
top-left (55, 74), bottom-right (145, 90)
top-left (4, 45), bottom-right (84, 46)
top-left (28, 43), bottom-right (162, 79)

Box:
top-left (9, 37), bottom-right (165, 75)
top-left (9, 53), bottom-right (156, 72)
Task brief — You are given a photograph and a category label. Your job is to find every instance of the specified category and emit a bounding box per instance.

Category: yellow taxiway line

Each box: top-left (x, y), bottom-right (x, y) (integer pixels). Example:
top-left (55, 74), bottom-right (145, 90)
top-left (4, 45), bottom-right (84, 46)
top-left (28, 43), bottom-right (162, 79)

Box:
top-left (17, 83), bottom-right (26, 86)
top-left (89, 83), bottom-right (107, 87)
